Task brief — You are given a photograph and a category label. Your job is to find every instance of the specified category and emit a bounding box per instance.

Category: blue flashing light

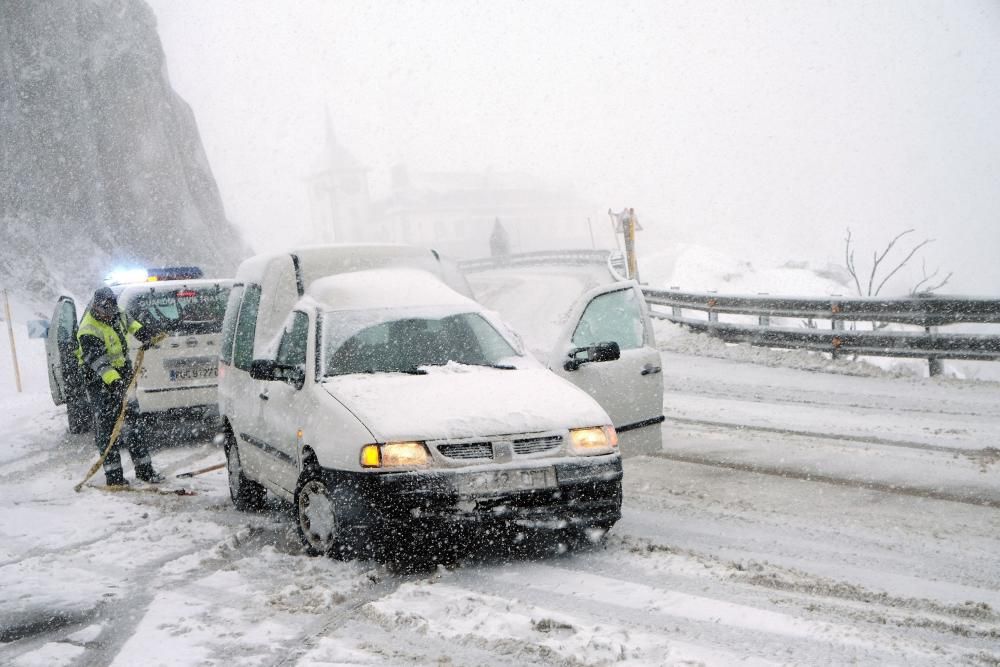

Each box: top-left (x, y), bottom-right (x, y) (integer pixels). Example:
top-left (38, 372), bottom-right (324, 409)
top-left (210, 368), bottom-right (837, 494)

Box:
top-left (104, 267), bottom-right (149, 286)
top-left (103, 266), bottom-right (204, 286)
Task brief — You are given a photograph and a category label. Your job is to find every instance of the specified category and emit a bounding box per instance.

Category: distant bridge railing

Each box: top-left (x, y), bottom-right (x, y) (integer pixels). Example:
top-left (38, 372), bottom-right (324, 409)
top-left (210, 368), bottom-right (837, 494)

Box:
top-left (458, 249), bottom-right (626, 276)
top-left (457, 250), bottom-right (1000, 372)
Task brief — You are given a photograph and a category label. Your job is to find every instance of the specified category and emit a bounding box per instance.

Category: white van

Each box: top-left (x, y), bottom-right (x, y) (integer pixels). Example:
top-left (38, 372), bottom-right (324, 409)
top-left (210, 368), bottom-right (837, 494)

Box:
top-left (217, 245), bottom-right (625, 558)
top-left (46, 277), bottom-right (233, 433)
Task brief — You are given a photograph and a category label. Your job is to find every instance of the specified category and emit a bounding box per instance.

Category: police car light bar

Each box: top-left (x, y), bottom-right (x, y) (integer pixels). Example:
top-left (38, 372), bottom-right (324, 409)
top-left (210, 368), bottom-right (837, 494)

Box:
top-left (104, 266), bottom-right (204, 286)
top-left (147, 266), bottom-right (203, 281)
top-left (104, 267), bottom-right (149, 285)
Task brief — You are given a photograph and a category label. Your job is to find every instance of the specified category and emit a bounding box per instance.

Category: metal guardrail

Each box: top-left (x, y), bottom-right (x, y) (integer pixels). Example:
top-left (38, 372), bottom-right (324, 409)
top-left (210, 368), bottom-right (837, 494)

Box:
top-left (457, 250), bottom-right (1000, 368)
top-left (642, 289), bottom-right (1000, 327)
top-left (644, 289), bottom-right (1000, 365)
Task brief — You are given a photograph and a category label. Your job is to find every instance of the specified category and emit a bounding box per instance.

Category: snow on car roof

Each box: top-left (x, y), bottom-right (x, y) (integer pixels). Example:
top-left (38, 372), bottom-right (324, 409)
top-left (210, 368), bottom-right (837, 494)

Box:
top-left (114, 278), bottom-right (234, 298)
top-left (307, 267), bottom-right (477, 312)
top-left (234, 243), bottom-right (440, 288)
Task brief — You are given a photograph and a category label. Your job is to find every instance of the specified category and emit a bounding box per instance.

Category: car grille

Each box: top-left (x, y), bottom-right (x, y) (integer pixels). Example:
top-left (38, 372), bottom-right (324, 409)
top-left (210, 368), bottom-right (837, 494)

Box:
top-left (436, 441), bottom-right (493, 460)
top-left (434, 434), bottom-right (565, 461)
top-left (512, 435), bottom-right (563, 455)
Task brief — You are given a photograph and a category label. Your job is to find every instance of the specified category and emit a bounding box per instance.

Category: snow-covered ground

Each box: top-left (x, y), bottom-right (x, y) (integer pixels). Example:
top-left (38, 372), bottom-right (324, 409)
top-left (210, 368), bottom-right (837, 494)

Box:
top-left (1, 258), bottom-right (998, 665)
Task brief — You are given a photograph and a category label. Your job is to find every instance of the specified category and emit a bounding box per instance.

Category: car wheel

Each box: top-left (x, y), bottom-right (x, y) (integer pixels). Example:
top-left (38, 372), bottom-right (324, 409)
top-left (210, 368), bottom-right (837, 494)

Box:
top-left (294, 467), bottom-right (348, 558)
top-left (225, 432), bottom-right (265, 512)
top-left (66, 392), bottom-right (91, 434)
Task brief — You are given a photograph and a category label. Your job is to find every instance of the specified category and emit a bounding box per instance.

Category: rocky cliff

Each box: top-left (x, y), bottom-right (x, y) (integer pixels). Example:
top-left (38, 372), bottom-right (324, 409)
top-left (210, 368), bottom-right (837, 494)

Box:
top-left (0, 0), bottom-right (246, 300)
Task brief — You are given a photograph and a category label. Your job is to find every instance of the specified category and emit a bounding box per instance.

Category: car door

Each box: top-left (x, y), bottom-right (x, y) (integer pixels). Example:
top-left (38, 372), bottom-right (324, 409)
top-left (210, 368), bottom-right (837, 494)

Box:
top-left (549, 282), bottom-right (664, 456)
top-left (225, 283), bottom-right (270, 477)
top-left (45, 297), bottom-right (78, 405)
top-left (256, 310), bottom-right (311, 494)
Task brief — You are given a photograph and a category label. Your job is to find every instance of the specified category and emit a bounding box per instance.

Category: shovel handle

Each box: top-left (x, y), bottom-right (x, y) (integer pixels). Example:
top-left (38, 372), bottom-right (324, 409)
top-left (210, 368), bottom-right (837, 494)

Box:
top-left (176, 462), bottom-right (226, 478)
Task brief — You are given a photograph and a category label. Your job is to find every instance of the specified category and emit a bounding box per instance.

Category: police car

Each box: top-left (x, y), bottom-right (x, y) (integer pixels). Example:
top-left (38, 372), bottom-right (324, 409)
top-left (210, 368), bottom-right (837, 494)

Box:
top-left (45, 267), bottom-right (234, 433)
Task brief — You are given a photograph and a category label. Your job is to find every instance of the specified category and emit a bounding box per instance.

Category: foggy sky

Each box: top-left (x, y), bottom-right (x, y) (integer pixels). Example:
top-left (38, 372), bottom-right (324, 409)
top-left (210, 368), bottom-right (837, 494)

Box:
top-left (146, 0), bottom-right (1000, 293)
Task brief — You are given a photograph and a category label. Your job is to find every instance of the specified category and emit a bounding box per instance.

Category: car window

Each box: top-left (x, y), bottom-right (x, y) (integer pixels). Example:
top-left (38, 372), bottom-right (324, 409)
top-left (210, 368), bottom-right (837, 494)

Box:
top-left (322, 308), bottom-right (518, 376)
top-left (218, 284), bottom-right (244, 365)
top-left (276, 311), bottom-right (309, 368)
top-left (124, 285), bottom-right (230, 336)
top-left (571, 288), bottom-right (645, 350)
top-left (233, 284), bottom-right (261, 372)
top-left (57, 300), bottom-right (76, 345)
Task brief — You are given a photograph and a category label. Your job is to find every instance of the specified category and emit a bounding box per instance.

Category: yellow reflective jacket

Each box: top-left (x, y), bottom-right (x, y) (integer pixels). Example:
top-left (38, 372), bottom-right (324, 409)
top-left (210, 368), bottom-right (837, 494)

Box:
top-left (75, 309), bottom-right (143, 385)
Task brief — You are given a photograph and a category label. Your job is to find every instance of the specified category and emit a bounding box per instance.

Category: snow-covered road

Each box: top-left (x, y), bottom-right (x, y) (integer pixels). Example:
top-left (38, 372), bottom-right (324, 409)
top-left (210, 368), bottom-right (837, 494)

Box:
top-left (2, 342), bottom-right (998, 666)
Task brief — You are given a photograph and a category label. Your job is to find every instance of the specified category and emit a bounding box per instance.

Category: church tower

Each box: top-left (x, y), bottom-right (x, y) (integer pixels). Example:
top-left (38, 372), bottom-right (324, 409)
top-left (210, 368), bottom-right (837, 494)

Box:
top-left (305, 111), bottom-right (371, 243)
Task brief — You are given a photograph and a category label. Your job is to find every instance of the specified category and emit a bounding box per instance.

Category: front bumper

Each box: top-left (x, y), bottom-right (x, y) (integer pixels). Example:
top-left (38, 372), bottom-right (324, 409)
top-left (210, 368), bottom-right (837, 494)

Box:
top-left (325, 455), bottom-right (623, 537)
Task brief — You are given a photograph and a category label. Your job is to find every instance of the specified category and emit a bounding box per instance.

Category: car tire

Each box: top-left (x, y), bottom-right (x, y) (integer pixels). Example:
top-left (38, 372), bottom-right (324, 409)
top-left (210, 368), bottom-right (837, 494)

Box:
top-left (66, 392), bottom-right (91, 434)
top-left (225, 431), bottom-right (266, 512)
top-left (294, 465), bottom-right (350, 559)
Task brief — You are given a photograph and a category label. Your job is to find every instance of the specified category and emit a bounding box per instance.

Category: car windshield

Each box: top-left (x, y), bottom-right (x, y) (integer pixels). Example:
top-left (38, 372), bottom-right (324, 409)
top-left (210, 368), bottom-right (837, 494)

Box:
top-left (322, 308), bottom-right (519, 377)
top-left (124, 285), bottom-right (231, 336)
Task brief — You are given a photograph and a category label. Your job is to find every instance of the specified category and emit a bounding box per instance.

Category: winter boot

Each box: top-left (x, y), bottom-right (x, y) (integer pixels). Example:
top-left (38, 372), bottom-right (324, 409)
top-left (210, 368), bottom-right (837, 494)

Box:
top-left (136, 467), bottom-right (165, 484)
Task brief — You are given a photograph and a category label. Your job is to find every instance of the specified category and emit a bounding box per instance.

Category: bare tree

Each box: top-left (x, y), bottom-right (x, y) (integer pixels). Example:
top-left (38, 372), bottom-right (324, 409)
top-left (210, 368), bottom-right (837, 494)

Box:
top-left (844, 228), bottom-right (952, 298)
top-left (844, 228), bottom-right (953, 333)
top-left (909, 258), bottom-right (953, 297)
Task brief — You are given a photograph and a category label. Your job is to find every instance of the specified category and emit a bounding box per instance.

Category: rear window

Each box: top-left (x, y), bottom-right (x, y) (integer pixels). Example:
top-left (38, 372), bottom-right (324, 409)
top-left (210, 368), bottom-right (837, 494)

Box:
top-left (124, 285), bottom-right (231, 336)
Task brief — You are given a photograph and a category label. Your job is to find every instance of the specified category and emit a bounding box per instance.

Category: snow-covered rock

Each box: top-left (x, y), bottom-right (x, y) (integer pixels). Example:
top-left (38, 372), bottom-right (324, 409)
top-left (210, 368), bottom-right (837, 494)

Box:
top-left (0, 0), bottom-right (246, 301)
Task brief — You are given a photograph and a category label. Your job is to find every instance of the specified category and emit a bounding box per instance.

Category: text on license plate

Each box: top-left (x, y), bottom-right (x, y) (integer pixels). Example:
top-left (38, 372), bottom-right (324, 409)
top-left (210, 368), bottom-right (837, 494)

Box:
top-left (458, 467), bottom-right (556, 495)
top-left (169, 365), bottom-right (218, 381)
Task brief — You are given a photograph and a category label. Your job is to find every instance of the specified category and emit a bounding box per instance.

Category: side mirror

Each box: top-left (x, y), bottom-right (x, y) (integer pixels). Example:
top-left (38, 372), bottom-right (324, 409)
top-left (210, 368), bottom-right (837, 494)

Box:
top-left (250, 359), bottom-right (305, 389)
top-left (249, 359), bottom-right (277, 381)
top-left (563, 341), bottom-right (621, 371)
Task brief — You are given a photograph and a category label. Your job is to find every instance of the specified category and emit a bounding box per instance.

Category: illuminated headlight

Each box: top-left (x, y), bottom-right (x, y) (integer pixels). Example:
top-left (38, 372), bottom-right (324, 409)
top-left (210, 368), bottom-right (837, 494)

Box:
top-left (568, 426), bottom-right (619, 455)
top-left (360, 441), bottom-right (430, 468)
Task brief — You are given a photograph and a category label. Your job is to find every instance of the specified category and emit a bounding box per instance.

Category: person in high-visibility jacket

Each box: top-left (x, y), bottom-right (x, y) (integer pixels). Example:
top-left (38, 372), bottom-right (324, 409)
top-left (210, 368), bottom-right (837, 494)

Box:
top-left (76, 286), bottom-right (164, 486)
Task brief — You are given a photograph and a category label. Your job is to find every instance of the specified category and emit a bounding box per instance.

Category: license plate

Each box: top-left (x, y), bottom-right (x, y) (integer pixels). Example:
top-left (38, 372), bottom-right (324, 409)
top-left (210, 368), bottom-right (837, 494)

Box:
top-left (169, 365), bottom-right (218, 381)
top-left (457, 467), bottom-right (556, 495)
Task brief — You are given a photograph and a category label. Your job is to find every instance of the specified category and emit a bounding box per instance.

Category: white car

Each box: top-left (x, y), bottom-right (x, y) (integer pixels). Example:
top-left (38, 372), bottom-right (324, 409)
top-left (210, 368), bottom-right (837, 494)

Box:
top-left (217, 245), bottom-right (624, 558)
top-left (46, 276), bottom-right (234, 433)
top-left (464, 262), bottom-right (665, 457)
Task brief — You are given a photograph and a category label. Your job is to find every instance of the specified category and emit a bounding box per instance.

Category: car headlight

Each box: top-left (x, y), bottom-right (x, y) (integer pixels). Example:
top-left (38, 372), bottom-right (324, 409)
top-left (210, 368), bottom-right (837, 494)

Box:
top-left (360, 441), bottom-right (430, 468)
top-left (568, 426), bottom-right (618, 455)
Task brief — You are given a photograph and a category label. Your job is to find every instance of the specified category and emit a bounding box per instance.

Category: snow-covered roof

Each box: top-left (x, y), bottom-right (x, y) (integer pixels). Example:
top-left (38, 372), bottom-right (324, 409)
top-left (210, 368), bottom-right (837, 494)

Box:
top-left (307, 267), bottom-right (478, 312)
top-left (114, 278), bottom-right (234, 298)
top-left (234, 244), bottom-right (441, 289)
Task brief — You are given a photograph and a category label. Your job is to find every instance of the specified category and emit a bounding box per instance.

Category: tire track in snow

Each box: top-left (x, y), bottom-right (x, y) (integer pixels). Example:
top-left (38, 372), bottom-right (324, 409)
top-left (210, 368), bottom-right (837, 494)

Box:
top-left (662, 381), bottom-right (1000, 420)
top-left (268, 571), bottom-right (415, 667)
top-left (665, 415), bottom-right (969, 456)
top-left (648, 450), bottom-right (1000, 509)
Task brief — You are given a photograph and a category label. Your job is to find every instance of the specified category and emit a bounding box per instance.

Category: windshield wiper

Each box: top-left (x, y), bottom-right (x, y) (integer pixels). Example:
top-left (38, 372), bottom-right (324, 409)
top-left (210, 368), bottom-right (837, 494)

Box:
top-left (461, 362), bottom-right (517, 370)
top-left (327, 367), bottom-right (429, 377)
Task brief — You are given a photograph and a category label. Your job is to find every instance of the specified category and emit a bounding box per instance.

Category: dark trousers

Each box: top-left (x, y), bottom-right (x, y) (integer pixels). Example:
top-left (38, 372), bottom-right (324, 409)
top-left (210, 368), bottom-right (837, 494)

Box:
top-left (85, 381), bottom-right (154, 484)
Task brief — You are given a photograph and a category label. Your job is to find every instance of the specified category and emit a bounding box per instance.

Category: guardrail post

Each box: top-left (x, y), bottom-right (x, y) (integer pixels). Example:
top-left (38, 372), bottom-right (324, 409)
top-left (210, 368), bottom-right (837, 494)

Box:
top-left (757, 293), bottom-right (769, 326)
top-left (925, 326), bottom-right (943, 377)
top-left (670, 287), bottom-right (681, 318)
top-left (831, 301), bottom-right (844, 331)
